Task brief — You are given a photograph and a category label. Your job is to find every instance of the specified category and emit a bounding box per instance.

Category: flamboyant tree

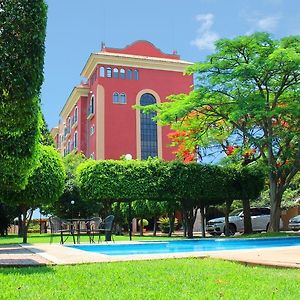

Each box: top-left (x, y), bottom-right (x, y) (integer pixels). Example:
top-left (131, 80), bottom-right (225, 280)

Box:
top-left (141, 33), bottom-right (300, 232)
top-left (0, 0), bottom-right (47, 191)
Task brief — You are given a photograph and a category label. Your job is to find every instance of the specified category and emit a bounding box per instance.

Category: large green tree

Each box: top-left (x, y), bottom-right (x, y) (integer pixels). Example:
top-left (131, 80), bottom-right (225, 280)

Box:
top-left (0, 146), bottom-right (65, 243)
top-left (0, 0), bottom-right (47, 191)
top-left (143, 33), bottom-right (300, 232)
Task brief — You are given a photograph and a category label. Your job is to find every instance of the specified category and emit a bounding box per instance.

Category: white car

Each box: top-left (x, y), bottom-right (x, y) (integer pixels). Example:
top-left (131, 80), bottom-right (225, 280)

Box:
top-left (207, 207), bottom-right (272, 236)
top-left (288, 215), bottom-right (300, 231)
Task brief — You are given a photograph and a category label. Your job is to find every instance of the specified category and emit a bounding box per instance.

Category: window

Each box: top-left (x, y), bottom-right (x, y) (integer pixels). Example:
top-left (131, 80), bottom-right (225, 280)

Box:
top-left (89, 95), bottom-right (95, 115)
top-left (67, 117), bottom-right (71, 134)
top-left (113, 68), bottom-right (119, 79)
top-left (120, 68), bottom-right (125, 79)
top-left (113, 92), bottom-right (119, 104)
top-left (140, 93), bottom-right (157, 159)
top-left (127, 69), bottom-right (132, 80)
top-left (67, 140), bottom-right (71, 154)
top-left (134, 69), bottom-right (139, 80)
top-left (106, 67), bottom-right (112, 78)
top-left (120, 93), bottom-right (126, 104)
top-left (58, 134), bottom-right (62, 148)
top-left (74, 132), bottom-right (78, 149)
top-left (99, 66), bottom-right (105, 77)
top-left (74, 106), bottom-right (78, 124)
top-left (90, 125), bottom-right (95, 135)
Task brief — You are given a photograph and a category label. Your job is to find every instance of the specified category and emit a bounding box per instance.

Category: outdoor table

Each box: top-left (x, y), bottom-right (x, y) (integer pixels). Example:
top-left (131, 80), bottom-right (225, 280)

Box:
top-left (66, 218), bottom-right (91, 244)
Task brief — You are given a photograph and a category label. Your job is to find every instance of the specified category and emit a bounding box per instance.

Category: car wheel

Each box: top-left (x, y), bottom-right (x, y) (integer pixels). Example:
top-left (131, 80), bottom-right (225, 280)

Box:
top-left (266, 223), bottom-right (270, 232)
top-left (292, 229), bottom-right (299, 232)
top-left (224, 224), bottom-right (236, 236)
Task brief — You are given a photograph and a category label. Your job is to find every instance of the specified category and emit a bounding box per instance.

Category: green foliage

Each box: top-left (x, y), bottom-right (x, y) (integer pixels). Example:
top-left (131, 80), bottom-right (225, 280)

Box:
top-left (0, 0), bottom-right (47, 191)
top-left (0, 145), bottom-right (65, 212)
top-left (77, 159), bottom-right (168, 203)
top-left (139, 33), bottom-right (300, 231)
top-left (44, 152), bottom-right (101, 219)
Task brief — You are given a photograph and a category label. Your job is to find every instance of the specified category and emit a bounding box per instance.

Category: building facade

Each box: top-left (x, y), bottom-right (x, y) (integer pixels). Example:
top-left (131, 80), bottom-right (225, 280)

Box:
top-left (51, 41), bottom-right (193, 160)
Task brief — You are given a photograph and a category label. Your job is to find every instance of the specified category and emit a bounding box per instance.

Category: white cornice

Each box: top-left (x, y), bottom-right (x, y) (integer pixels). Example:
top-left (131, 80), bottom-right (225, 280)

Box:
top-left (60, 86), bottom-right (89, 119)
top-left (81, 52), bottom-right (193, 78)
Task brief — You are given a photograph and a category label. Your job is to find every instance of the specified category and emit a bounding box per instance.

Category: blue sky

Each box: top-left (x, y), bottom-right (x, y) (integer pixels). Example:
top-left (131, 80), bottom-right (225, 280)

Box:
top-left (42, 0), bottom-right (300, 129)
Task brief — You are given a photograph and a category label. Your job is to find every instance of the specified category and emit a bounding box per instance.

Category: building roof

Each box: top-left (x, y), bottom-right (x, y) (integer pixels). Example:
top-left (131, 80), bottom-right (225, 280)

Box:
top-left (81, 41), bottom-right (193, 78)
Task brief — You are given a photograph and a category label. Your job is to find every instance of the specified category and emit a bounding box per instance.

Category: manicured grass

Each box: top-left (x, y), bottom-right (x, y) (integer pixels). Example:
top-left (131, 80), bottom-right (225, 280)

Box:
top-left (0, 258), bottom-right (299, 299)
top-left (1, 231), bottom-right (299, 245)
top-left (0, 233), bottom-right (182, 245)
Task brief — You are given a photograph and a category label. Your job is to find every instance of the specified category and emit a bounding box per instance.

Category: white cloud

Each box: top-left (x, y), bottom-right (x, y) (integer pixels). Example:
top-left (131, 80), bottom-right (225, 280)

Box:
top-left (245, 14), bottom-right (280, 34)
top-left (257, 16), bottom-right (280, 31)
top-left (191, 13), bottom-right (219, 50)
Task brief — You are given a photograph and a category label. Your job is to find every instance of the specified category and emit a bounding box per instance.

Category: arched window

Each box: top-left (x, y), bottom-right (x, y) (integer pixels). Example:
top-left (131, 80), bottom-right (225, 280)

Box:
top-left (99, 66), bottom-right (105, 77)
top-left (127, 69), bottom-right (132, 80)
top-left (74, 131), bottom-right (78, 149)
top-left (120, 93), bottom-right (126, 104)
top-left (113, 68), bottom-right (119, 78)
top-left (89, 95), bottom-right (95, 115)
top-left (120, 68), bottom-right (125, 79)
top-left (140, 93), bottom-right (157, 159)
top-left (106, 67), bottom-right (112, 78)
top-left (134, 69), bottom-right (139, 80)
top-left (74, 106), bottom-right (78, 123)
top-left (113, 92), bottom-right (119, 104)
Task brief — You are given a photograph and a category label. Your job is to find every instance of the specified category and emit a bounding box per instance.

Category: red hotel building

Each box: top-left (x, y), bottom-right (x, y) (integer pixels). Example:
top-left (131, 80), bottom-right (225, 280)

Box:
top-left (51, 41), bottom-right (193, 160)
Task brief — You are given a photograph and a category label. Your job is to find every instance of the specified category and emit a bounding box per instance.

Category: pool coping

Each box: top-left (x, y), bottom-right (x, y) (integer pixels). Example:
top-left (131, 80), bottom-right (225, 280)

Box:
top-left (17, 239), bottom-right (300, 268)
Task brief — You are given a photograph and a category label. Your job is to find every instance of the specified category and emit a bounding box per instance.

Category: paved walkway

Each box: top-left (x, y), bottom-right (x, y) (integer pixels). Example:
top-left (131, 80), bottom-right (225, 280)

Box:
top-left (1, 243), bottom-right (300, 268)
top-left (0, 244), bottom-right (52, 267)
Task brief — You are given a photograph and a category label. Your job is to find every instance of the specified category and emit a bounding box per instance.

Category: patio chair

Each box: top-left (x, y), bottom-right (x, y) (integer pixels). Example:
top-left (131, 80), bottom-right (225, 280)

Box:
top-left (49, 216), bottom-right (75, 244)
top-left (87, 217), bottom-right (102, 243)
top-left (92, 215), bottom-right (115, 243)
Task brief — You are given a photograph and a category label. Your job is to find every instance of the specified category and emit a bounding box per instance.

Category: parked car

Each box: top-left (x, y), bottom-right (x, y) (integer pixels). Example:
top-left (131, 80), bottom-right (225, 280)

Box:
top-left (288, 215), bottom-right (300, 231)
top-left (207, 207), bottom-right (272, 236)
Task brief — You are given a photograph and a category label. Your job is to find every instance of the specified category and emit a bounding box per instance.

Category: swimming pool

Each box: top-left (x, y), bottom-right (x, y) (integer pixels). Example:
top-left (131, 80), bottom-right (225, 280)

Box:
top-left (67, 237), bottom-right (300, 256)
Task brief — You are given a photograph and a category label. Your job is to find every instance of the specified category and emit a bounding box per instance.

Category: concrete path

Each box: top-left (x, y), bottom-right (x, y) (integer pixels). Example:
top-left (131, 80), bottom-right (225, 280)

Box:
top-left (1, 243), bottom-right (300, 268)
top-left (0, 244), bottom-right (52, 267)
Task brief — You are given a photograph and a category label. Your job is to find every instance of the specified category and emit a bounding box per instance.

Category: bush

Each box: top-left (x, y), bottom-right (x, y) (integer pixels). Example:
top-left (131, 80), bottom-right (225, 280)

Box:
top-left (158, 217), bottom-right (178, 233)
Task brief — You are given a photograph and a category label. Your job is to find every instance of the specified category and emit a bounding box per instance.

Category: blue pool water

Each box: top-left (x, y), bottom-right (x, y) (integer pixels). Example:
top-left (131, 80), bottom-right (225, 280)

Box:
top-left (67, 237), bottom-right (300, 256)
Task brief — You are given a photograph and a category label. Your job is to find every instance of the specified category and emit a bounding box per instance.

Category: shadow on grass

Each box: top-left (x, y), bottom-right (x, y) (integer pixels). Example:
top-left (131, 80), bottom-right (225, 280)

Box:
top-left (0, 263), bottom-right (54, 274)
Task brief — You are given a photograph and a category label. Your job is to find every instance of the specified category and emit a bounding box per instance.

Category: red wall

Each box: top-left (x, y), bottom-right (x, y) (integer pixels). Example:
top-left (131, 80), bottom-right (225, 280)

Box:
top-left (90, 65), bottom-right (192, 160)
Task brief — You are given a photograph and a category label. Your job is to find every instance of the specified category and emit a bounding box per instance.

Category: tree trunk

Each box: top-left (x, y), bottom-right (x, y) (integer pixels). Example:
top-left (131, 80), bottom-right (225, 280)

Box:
top-left (269, 176), bottom-right (282, 232)
top-left (139, 218), bottom-right (143, 236)
top-left (224, 200), bottom-right (231, 237)
top-left (242, 198), bottom-right (252, 234)
top-left (200, 205), bottom-right (206, 238)
top-left (168, 212), bottom-right (175, 237)
top-left (153, 216), bottom-right (157, 236)
top-left (18, 214), bottom-right (23, 237)
top-left (22, 208), bottom-right (33, 244)
top-left (182, 207), bottom-right (197, 239)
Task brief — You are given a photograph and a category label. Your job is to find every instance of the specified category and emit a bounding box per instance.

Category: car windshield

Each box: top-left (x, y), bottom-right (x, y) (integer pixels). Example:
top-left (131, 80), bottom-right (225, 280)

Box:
top-left (229, 208), bottom-right (243, 216)
top-left (292, 215), bottom-right (300, 221)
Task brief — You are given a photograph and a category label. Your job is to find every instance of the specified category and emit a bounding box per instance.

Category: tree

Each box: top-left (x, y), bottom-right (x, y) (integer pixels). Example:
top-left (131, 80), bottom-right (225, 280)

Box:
top-left (0, 146), bottom-right (65, 243)
top-left (44, 152), bottom-right (101, 219)
top-left (0, 0), bottom-right (47, 191)
top-left (143, 33), bottom-right (300, 232)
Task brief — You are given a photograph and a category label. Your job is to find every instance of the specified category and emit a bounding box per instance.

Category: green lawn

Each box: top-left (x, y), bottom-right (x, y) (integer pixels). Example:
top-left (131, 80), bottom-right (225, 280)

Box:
top-left (0, 231), bottom-right (299, 245)
top-left (0, 233), bottom-right (183, 245)
top-left (0, 258), bottom-right (299, 299)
